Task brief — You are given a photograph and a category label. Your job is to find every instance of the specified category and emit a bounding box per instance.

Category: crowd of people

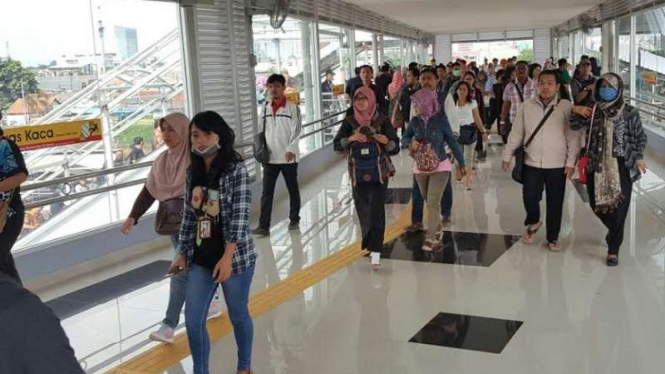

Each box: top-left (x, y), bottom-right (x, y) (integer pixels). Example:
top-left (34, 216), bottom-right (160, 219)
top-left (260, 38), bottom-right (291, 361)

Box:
top-left (0, 51), bottom-right (650, 373)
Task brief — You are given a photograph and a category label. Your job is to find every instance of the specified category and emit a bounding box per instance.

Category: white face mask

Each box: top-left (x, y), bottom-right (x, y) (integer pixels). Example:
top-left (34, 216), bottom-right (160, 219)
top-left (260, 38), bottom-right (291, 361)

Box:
top-left (192, 142), bottom-right (221, 158)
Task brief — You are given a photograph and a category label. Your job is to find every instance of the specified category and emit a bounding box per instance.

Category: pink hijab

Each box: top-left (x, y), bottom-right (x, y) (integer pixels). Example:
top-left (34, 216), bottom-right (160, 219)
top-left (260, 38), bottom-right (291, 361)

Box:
top-left (146, 112), bottom-right (191, 201)
top-left (388, 71), bottom-right (404, 99)
top-left (411, 89), bottom-right (438, 124)
top-left (353, 87), bottom-right (377, 127)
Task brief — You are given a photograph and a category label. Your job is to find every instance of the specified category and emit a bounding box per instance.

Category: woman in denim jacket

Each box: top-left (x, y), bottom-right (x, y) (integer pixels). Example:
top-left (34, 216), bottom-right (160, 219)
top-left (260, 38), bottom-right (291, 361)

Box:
top-left (401, 89), bottom-right (466, 252)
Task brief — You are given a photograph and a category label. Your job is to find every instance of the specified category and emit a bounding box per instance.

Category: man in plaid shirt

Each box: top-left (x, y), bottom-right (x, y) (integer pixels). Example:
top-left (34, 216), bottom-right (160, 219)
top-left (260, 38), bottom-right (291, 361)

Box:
top-left (500, 61), bottom-right (535, 143)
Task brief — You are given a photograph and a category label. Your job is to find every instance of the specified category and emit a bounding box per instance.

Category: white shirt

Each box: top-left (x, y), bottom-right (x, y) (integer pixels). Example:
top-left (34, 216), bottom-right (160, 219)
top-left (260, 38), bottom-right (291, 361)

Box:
top-left (444, 96), bottom-right (477, 134)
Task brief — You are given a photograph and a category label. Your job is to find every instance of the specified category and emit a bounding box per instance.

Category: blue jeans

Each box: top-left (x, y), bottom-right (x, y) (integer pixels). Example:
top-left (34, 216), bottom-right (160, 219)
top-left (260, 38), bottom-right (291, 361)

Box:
top-left (163, 235), bottom-right (187, 329)
top-left (411, 176), bottom-right (452, 223)
top-left (186, 263), bottom-right (255, 374)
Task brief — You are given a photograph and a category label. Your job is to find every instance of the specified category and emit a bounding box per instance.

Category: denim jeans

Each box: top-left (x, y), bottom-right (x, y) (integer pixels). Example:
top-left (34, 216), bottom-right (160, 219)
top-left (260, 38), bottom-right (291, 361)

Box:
top-left (185, 264), bottom-right (255, 374)
top-left (411, 176), bottom-right (452, 224)
top-left (162, 235), bottom-right (187, 329)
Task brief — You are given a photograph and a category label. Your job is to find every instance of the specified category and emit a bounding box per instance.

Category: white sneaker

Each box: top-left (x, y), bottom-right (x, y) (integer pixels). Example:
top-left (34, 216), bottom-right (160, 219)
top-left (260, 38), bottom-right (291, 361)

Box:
top-left (370, 252), bottom-right (381, 271)
top-left (207, 299), bottom-right (223, 320)
top-left (149, 323), bottom-right (175, 344)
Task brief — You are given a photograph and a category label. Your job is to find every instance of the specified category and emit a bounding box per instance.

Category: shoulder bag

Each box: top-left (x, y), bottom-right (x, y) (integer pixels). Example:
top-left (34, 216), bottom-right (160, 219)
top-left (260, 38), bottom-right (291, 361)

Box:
top-left (253, 105), bottom-right (270, 164)
top-left (155, 198), bottom-right (184, 236)
top-left (577, 105), bottom-right (597, 184)
top-left (512, 105), bottom-right (555, 184)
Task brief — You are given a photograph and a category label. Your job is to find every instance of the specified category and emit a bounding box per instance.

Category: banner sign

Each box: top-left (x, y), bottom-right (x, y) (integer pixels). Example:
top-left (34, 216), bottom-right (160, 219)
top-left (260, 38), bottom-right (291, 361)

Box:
top-left (643, 71), bottom-right (657, 85)
top-left (332, 84), bottom-right (345, 96)
top-left (285, 92), bottom-right (301, 104)
top-left (3, 119), bottom-right (103, 151)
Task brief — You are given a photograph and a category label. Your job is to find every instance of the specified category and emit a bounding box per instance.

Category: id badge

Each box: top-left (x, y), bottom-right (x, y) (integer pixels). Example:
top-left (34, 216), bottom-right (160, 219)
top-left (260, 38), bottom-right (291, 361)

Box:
top-left (198, 217), bottom-right (212, 240)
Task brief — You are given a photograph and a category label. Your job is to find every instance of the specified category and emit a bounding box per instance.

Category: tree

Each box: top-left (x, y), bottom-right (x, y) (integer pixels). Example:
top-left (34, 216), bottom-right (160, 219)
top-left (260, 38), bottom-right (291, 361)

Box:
top-left (0, 58), bottom-right (39, 112)
top-left (517, 48), bottom-right (534, 63)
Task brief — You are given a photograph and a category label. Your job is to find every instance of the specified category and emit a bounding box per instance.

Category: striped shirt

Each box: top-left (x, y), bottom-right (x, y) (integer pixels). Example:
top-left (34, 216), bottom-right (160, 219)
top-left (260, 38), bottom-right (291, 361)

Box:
top-left (179, 161), bottom-right (257, 274)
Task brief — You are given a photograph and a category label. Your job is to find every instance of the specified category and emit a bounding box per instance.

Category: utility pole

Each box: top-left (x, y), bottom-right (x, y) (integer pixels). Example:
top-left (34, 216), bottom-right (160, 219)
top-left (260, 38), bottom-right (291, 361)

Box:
top-left (5, 41), bottom-right (10, 59)
top-left (98, 18), bottom-right (107, 74)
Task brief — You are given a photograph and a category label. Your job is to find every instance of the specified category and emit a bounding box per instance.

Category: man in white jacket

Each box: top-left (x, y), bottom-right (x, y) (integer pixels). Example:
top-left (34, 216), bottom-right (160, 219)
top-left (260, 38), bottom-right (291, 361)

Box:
top-left (253, 74), bottom-right (302, 236)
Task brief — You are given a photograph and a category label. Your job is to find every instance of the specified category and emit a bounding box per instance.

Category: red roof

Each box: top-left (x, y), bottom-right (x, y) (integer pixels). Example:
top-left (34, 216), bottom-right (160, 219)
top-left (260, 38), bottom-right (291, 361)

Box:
top-left (6, 93), bottom-right (60, 116)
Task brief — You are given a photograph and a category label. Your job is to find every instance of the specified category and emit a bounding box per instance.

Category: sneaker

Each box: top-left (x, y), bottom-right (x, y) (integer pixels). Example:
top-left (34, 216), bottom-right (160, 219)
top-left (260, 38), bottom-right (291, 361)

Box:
top-left (405, 223), bottom-right (425, 233)
top-left (149, 323), bottom-right (175, 344)
top-left (288, 221), bottom-right (300, 231)
top-left (251, 227), bottom-right (270, 237)
top-left (207, 299), bottom-right (223, 320)
top-left (370, 252), bottom-right (381, 271)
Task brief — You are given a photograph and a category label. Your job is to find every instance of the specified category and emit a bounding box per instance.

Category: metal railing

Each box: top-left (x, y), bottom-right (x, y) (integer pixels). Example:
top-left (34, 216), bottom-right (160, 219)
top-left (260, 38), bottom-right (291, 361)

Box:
top-left (22, 111), bottom-right (346, 210)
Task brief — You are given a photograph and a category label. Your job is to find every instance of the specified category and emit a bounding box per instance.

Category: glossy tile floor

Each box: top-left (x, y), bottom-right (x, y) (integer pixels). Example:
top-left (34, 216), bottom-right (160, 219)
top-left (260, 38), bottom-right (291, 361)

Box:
top-left (39, 140), bottom-right (665, 373)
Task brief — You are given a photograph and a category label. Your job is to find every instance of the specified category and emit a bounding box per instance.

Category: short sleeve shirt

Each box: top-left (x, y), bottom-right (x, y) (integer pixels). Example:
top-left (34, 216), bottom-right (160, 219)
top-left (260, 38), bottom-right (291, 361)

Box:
top-left (0, 138), bottom-right (28, 218)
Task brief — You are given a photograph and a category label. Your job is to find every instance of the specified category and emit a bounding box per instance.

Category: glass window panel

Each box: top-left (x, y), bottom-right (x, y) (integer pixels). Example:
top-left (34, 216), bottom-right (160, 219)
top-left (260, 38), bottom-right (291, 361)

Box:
top-left (452, 40), bottom-right (533, 63)
top-left (0, 0), bottom-right (186, 247)
top-left (634, 8), bottom-right (665, 132)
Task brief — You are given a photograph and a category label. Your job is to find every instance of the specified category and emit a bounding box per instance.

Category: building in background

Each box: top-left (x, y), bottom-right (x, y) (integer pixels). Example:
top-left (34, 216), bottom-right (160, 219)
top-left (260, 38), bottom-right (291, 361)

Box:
top-left (114, 26), bottom-right (139, 61)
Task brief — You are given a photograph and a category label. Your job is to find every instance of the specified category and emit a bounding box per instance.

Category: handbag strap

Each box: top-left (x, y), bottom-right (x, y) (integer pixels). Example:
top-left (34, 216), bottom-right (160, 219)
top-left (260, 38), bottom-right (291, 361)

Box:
top-left (262, 104), bottom-right (267, 132)
top-left (585, 104), bottom-right (597, 150)
top-left (524, 105), bottom-right (555, 148)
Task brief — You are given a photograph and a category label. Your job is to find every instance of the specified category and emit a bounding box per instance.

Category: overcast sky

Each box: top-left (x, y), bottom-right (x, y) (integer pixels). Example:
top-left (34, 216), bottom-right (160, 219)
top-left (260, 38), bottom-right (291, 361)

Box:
top-left (0, 0), bottom-right (178, 66)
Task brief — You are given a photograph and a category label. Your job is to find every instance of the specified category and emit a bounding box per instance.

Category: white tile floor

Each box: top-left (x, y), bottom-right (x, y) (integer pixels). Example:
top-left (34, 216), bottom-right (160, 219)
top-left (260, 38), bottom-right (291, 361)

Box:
top-left (41, 141), bottom-right (665, 373)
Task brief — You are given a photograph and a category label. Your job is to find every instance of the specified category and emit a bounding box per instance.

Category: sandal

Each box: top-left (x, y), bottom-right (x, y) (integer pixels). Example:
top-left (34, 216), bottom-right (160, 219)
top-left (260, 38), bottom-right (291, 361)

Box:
top-left (522, 222), bottom-right (542, 244)
top-left (547, 241), bottom-right (561, 252)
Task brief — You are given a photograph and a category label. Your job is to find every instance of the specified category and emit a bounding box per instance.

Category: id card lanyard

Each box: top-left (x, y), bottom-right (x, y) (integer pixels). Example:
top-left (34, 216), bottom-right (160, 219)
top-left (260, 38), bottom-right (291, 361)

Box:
top-left (193, 172), bottom-right (221, 246)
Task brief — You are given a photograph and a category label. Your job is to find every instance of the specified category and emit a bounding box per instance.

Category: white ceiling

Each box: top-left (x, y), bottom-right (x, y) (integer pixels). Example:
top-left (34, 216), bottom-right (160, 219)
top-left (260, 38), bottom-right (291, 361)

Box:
top-left (344, 0), bottom-right (603, 34)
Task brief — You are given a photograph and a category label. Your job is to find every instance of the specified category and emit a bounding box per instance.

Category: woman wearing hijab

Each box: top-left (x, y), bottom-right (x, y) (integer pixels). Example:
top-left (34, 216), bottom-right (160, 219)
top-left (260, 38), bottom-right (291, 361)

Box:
top-left (571, 73), bottom-right (648, 266)
top-left (388, 70), bottom-right (405, 132)
top-left (121, 113), bottom-right (220, 343)
top-left (401, 89), bottom-right (465, 252)
top-left (334, 87), bottom-right (400, 270)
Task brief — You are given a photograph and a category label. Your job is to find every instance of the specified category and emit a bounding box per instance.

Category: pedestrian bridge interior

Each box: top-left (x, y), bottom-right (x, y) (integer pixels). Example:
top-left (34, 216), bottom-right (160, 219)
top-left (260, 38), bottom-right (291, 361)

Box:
top-left (2, 0), bottom-right (665, 373)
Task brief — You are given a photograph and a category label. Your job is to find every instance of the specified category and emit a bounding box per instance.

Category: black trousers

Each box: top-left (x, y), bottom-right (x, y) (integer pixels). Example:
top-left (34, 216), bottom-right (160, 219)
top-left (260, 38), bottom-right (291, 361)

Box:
top-left (352, 182), bottom-right (388, 253)
top-left (0, 208), bottom-right (24, 284)
top-left (586, 158), bottom-right (633, 255)
top-left (259, 163), bottom-right (301, 229)
top-left (522, 166), bottom-right (566, 243)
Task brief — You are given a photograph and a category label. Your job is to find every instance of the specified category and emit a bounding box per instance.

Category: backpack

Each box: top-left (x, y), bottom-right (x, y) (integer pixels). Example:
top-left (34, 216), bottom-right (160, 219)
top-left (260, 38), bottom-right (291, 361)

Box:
top-left (350, 141), bottom-right (383, 186)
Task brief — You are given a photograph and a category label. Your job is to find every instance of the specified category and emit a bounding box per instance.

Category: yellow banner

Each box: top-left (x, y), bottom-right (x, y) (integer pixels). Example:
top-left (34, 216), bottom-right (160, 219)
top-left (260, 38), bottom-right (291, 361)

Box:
top-left (332, 84), bottom-right (345, 96)
top-left (3, 119), bottom-right (103, 151)
top-left (285, 92), bottom-right (300, 104)
top-left (643, 71), bottom-right (657, 85)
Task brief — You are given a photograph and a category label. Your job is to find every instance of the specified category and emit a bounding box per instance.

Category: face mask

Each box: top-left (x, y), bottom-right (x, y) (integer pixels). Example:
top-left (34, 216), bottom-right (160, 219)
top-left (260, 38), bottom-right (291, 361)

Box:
top-left (599, 86), bottom-right (618, 102)
top-left (452, 70), bottom-right (460, 78)
top-left (193, 142), bottom-right (221, 158)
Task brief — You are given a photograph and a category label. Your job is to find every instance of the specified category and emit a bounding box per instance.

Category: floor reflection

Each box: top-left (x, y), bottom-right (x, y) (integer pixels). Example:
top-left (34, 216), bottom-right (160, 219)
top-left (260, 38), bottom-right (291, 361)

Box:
top-left (382, 231), bottom-right (520, 267)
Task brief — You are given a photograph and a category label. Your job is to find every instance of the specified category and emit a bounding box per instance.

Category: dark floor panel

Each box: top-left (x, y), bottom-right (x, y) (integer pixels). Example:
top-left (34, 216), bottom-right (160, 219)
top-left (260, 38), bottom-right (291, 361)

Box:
top-left (385, 188), bottom-right (412, 204)
top-left (383, 231), bottom-right (520, 267)
top-left (572, 179), bottom-right (590, 202)
top-left (410, 312), bottom-right (523, 354)
top-left (47, 261), bottom-right (171, 319)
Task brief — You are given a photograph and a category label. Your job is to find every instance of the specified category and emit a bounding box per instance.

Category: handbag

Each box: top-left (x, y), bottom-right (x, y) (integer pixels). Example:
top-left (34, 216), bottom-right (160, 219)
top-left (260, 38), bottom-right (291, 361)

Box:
top-left (414, 141), bottom-right (440, 173)
top-left (155, 198), bottom-right (184, 236)
top-left (512, 105), bottom-right (556, 184)
top-left (578, 105), bottom-right (597, 184)
top-left (458, 125), bottom-right (478, 145)
top-left (253, 106), bottom-right (270, 164)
